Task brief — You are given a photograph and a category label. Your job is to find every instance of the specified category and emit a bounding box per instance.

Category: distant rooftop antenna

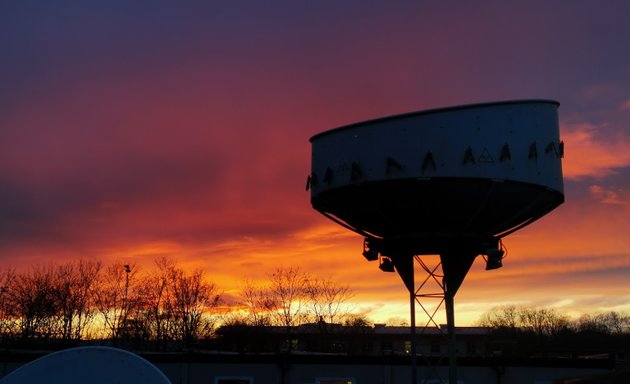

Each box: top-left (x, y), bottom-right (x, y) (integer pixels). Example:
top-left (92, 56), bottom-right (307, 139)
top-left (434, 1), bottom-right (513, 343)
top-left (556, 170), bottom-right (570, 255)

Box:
top-left (308, 100), bottom-right (564, 384)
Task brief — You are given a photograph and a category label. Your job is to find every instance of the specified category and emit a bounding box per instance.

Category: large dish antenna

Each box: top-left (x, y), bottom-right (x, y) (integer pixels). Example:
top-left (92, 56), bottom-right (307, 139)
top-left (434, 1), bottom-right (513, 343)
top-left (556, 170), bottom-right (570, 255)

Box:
top-left (308, 100), bottom-right (564, 384)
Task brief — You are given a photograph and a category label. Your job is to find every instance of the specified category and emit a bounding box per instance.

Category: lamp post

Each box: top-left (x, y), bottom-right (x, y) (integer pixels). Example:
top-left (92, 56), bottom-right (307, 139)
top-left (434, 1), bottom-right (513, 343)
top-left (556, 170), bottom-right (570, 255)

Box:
top-left (122, 264), bottom-right (131, 341)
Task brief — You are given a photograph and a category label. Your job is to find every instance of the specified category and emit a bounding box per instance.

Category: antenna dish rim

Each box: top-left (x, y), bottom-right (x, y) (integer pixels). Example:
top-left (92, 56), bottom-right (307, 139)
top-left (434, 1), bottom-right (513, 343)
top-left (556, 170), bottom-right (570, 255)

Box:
top-left (309, 99), bottom-right (560, 142)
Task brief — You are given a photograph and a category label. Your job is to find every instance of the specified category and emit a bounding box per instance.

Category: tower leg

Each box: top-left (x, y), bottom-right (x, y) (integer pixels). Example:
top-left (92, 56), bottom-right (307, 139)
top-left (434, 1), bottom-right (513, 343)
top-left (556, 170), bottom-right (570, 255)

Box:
top-left (445, 289), bottom-right (457, 384)
top-left (410, 287), bottom-right (417, 384)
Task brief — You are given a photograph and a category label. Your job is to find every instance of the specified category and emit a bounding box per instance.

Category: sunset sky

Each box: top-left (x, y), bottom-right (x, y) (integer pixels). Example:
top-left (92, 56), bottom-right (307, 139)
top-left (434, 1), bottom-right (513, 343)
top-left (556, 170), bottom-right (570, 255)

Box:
top-left (2, 1), bottom-right (630, 325)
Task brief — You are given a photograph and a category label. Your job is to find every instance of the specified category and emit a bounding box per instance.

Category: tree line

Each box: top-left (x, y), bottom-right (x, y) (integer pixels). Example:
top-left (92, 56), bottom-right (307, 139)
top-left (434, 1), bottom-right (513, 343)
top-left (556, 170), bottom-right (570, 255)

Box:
top-left (477, 304), bottom-right (630, 336)
top-left (1, 258), bottom-right (629, 352)
top-left (0, 258), bottom-right (221, 349)
top-left (0, 259), bottom-right (357, 350)
top-left (476, 305), bottom-right (630, 358)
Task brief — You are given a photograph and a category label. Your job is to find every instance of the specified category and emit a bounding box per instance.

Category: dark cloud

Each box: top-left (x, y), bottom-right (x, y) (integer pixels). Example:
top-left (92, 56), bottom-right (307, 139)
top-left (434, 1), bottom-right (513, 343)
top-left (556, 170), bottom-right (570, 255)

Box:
top-left (0, 142), bottom-right (313, 252)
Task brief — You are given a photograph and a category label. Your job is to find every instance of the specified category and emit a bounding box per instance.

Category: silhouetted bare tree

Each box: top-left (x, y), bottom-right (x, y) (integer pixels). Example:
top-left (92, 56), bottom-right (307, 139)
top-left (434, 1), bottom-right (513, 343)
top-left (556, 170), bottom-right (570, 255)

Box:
top-left (0, 268), bottom-right (17, 339)
top-left (598, 311), bottom-right (630, 334)
top-left (54, 259), bottom-right (102, 340)
top-left (477, 304), bottom-right (520, 329)
top-left (478, 305), bottom-right (570, 336)
top-left (268, 267), bottom-right (309, 328)
top-left (384, 317), bottom-right (409, 326)
top-left (136, 256), bottom-right (175, 345)
top-left (574, 311), bottom-right (630, 335)
top-left (236, 269), bottom-right (356, 328)
top-left (133, 257), bottom-right (221, 347)
top-left (95, 261), bottom-right (140, 344)
top-left (238, 279), bottom-right (273, 326)
top-left (520, 307), bottom-right (569, 336)
top-left (10, 265), bottom-right (59, 340)
top-left (170, 267), bottom-right (220, 345)
top-left (305, 277), bottom-right (353, 324)
top-left (343, 313), bottom-right (373, 328)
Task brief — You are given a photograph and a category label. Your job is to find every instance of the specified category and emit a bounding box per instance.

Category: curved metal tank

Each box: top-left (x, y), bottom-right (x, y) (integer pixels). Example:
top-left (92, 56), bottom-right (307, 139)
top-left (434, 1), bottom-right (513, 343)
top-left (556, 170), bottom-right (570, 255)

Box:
top-left (309, 100), bottom-right (564, 254)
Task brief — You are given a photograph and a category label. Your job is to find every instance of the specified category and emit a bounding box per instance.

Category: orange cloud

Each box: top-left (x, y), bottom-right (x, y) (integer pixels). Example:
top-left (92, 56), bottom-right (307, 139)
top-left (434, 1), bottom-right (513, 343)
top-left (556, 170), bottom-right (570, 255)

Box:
top-left (561, 121), bottom-right (630, 179)
top-left (589, 185), bottom-right (629, 205)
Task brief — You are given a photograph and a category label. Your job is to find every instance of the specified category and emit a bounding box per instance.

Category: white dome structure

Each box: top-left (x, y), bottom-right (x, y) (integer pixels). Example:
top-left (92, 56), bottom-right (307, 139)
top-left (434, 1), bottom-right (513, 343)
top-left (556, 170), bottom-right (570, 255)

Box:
top-left (1, 347), bottom-right (171, 384)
